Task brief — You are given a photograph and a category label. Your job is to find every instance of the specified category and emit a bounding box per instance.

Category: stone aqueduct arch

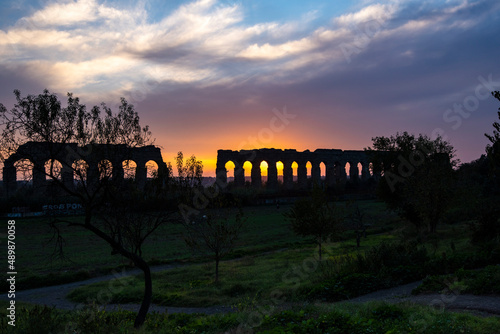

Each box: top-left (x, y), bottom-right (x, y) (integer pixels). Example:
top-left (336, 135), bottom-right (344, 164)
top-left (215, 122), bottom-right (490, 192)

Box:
top-left (216, 148), bottom-right (375, 189)
top-left (2, 141), bottom-right (167, 196)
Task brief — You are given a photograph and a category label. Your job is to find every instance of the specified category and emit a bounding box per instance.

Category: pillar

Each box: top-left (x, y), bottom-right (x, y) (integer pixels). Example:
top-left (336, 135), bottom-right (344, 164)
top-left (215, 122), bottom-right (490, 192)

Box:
top-left (215, 166), bottom-right (227, 187)
top-left (112, 161), bottom-right (124, 183)
top-left (3, 165), bottom-right (17, 196)
top-left (267, 161), bottom-right (278, 189)
top-left (297, 163), bottom-right (307, 189)
top-left (283, 161), bottom-right (293, 189)
top-left (361, 163), bottom-right (370, 180)
top-left (234, 162), bottom-right (245, 187)
top-left (87, 162), bottom-right (99, 192)
top-left (349, 162), bottom-right (358, 182)
top-left (61, 164), bottom-right (74, 191)
top-left (135, 163), bottom-right (147, 189)
top-left (311, 162), bottom-right (321, 186)
top-left (32, 160), bottom-right (46, 191)
top-left (251, 162), bottom-right (261, 188)
top-left (326, 163), bottom-right (335, 187)
top-left (336, 162), bottom-right (347, 183)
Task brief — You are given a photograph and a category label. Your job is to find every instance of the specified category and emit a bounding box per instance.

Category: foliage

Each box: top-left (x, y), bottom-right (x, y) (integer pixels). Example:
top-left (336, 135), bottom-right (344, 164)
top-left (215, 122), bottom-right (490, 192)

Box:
top-left (413, 265), bottom-right (500, 295)
top-left (485, 91), bottom-right (500, 185)
top-left (366, 131), bottom-right (456, 233)
top-left (98, 190), bottom-right (173, 257)
top-left (303, 241), bottom-right (429, 302)
top-left (0, 89), bottom-right (162, 328)
top-left (344, 201), bottom-right (368, 247)
top-left (3, 300), bottom-right (500, 334)
top-left (175, 151), bottom-right (203, 190)
top-left (284, 186), bottom-right (343, 260)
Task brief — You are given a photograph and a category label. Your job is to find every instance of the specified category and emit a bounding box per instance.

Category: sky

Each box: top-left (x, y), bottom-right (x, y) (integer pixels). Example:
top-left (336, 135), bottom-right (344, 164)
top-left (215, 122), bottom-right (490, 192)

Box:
top-left (1, 0), bottom-right (500, 176)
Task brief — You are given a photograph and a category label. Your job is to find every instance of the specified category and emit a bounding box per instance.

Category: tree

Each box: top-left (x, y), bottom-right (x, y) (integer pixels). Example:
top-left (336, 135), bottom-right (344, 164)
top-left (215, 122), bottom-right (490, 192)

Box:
top-left (366, 132), bottom-right (456, 233)
top-left (485, 91), bottom-right (500, 187)
top-left (175, 151), bottom-right (203, 189)
top-left (345, 201), bottom-right (368, 248)
top-left (0, 89), bottom-right (167, 328)
top-left (284, 187), bottom-right (342, 260)
top-left (183, 204), bottom-right (244, 282)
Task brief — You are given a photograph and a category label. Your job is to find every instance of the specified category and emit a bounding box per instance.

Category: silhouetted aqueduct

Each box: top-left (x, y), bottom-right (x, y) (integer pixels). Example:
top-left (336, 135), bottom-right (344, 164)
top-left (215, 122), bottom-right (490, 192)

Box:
top-left (216, 148), bottom-right (377, 189)
top-left (2, 141), bottom-right (168, 196)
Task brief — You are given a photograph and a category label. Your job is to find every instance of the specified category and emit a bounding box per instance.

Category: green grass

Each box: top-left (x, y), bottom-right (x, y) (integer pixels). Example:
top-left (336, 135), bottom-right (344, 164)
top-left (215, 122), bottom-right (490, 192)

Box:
top-left (413, 265), bottom-right (500, 295)
top-left (6, 199), bottom-right (396, 289)
top-left (2, 300), bottom-right (500, 334)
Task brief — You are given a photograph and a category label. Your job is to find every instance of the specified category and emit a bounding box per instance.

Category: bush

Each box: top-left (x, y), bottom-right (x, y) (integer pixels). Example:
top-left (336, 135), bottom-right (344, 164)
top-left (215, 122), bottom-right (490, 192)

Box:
top-left (15, 305), bottom-right (63, 334)
top-left (302, 273), bottom-right (388, 302)
top-left (412, 265), bottom-right (500, 295)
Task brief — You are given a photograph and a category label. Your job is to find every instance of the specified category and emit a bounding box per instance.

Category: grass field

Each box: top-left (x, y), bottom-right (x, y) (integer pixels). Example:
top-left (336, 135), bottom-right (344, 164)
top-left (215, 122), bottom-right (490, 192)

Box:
top-left (7, 199), bottom-right (398, 286)
top-left (3, 198), bottom-right (499, 333)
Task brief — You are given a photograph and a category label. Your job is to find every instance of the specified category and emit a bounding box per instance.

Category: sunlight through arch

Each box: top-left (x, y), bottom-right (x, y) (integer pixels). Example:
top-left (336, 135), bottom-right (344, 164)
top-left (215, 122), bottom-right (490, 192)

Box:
top-left (146, 160), bottom-right (158, 179)
top-left (98, 160), bottom-right (113, 180)
top-left (225, 161), bottom-right (235, 180)
top-left (306, 161), bottom-right (312, 178)
top-left (123, 160), bottom-right (137, 179)
top-left (320, 162), bottom-right (326, 180)
top-left (243, 161), bottom-right (252, 183)
top-left (291, 161), bottom-right (298, 181)
top-left (14, 159), bottom-right (33, 183)
top-left (345, 162), bottom-right (351, 179)
top-left (44, 159), bottom-right (62, 180)
top-left (260, 161), bottom-right (268, 183)
top-left (276, 161), bottom-right (284, 183)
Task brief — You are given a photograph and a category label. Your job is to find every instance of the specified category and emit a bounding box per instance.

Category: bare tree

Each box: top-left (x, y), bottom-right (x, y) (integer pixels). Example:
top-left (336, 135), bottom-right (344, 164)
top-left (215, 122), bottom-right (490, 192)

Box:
top-left (284, 186), bottom-right (343, 260)
top-left (0, 89), bottom-right (167, 328)
top-left (183, 206), bottom-right (244, 282)
top-left (345, 201), bottom-right (368, 248)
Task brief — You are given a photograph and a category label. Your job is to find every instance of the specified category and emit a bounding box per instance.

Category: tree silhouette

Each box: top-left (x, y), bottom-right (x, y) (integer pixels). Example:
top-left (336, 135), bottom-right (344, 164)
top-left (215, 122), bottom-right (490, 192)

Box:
top-left (485, 91), bottom-right (500, 186)
top-left (366, 132), bottom-right (456, 233)
top-left (0, 89), bottom-right (168, 328)
top-left (284, 187), bottom-right (342, 260)
top-left (183, 204), bottom-right (243, 282)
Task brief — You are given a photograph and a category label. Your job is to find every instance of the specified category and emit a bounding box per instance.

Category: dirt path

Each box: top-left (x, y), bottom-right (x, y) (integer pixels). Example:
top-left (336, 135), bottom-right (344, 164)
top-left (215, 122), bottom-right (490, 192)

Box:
top-left (3, 267), bottom-right (499, 316)
top-left (1, 263), bottom-right (232, 314)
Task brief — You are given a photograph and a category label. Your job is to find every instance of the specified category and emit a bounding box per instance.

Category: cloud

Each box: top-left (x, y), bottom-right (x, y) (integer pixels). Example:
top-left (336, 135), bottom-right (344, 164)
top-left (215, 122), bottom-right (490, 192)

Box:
top-left (1, 0), bottom-right (500, 170)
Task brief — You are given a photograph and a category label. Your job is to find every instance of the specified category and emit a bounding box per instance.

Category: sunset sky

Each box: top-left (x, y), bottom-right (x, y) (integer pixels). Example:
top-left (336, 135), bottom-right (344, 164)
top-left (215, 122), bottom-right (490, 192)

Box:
top-left (1, 0), bottom-right (500, 176)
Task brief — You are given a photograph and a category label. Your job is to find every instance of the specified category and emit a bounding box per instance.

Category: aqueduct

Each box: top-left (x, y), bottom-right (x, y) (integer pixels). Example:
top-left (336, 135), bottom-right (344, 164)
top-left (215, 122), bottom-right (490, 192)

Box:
top-left (2, 141), bottom-right (168, 196)
top-left (216, 148), bottom-right (377, 189)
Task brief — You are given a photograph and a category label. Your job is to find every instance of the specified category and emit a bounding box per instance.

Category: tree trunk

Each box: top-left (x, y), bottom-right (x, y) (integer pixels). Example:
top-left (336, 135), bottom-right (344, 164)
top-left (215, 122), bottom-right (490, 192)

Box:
top-left (318, 241), bottom-right (322, 261)
top-left (78, 216), bottom-right (152, 329)
top-left (133, 256), bottom-right (152, 328)
top-left (215, 258), bottom-right (220, 283)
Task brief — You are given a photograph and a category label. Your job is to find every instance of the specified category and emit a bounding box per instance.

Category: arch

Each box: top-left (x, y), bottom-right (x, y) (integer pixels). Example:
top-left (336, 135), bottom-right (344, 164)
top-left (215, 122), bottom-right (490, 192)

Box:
top-left (291, 161), bottom-right (298, 182)
top-left (345, 162), bottom-right (351, 179)
top-left (369, 162), bottom-right (374, 176)
top-left (225, 160), bottom-right (235, 181)
top-left (122, 160), bottom-right (137, 179)
top-left (276, 161), bottom-right (284, 183)
top-left (320, 162), bottom-right (326, 180)
top-left (98, 159), bottom-right (113, 180)
top-left (44, 159), bottom-right (63, 180)
top-left (357, 162), bottom-right (362, 177)
top-left (306, 161), bottom-right (312, 178)
top-left (145, 160), bottom-right (158, 179)
top-left (260, 161), bottom-right (268, 184)
top-left (243, 161), bottom-right (252, 184)
top-left (72, 159), bottom-right (89, 183)
top-left (14, 159), bottom-right (34, 183)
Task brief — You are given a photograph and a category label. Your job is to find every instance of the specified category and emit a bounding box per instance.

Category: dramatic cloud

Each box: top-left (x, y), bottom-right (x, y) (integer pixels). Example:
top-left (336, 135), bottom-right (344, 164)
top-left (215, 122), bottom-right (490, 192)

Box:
top-left (1, 0), bottom-right (500, 174)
